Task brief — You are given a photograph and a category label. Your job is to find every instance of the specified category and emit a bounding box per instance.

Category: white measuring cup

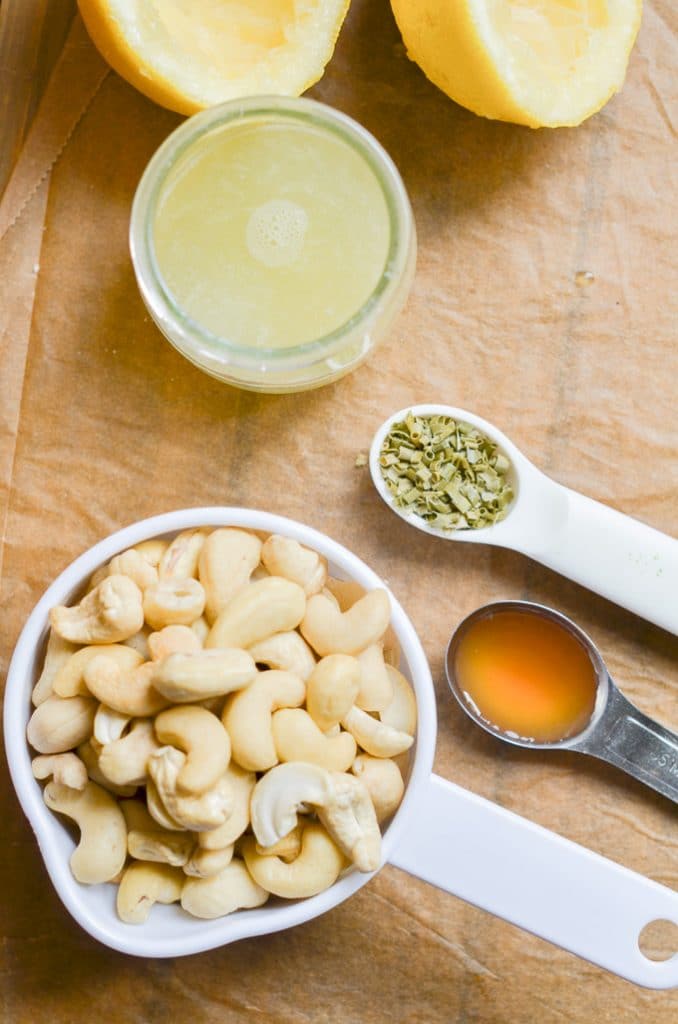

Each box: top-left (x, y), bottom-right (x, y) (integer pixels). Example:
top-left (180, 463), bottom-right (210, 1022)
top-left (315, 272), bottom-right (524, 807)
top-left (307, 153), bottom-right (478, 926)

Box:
top-left (4, 509), bottom-right (677, 984)
top-left (369, 403), bottom-right (678, 636)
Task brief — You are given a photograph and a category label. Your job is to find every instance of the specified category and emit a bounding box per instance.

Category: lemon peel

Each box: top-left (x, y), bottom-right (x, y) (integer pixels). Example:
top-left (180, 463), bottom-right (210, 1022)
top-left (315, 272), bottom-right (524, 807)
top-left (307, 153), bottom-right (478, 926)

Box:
top-left (77, 0), bottom-right (351, 115)
top-left (390, 0), bottom-right (642, 128)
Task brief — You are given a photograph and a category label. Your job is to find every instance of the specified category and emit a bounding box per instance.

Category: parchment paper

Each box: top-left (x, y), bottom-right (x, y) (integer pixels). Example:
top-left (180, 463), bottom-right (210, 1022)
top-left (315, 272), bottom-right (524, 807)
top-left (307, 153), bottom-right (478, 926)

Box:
top-left (1, 5), bottom-right (676, 1022)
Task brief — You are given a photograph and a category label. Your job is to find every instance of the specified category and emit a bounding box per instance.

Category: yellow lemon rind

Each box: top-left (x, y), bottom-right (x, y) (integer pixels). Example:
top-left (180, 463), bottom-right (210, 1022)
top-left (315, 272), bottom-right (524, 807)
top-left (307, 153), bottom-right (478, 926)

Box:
top-left (77, 0), bottom-right (351, 116)
top-left (391, 0), bottom-right (643, 129)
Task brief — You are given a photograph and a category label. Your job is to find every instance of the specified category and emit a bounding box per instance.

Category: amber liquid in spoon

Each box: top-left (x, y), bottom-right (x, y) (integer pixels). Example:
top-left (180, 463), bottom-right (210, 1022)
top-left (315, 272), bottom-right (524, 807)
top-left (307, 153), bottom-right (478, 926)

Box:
top-left (454, 610), bottom-right (598, 743)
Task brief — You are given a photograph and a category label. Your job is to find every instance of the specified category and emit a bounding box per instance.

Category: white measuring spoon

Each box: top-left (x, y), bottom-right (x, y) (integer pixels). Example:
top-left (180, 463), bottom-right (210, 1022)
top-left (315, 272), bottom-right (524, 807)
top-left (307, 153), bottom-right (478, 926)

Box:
top-left (370, 404), bottom-right (678, 636)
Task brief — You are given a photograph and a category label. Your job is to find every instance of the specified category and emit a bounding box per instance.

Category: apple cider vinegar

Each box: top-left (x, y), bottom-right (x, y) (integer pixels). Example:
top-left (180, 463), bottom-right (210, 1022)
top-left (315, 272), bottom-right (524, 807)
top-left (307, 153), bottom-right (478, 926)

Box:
top-left (454, 609), bottom-right (598, 743)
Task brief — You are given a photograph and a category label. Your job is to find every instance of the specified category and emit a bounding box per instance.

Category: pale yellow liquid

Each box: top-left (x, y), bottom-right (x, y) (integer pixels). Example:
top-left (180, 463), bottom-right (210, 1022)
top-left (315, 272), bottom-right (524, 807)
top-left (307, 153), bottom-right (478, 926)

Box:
top-left (153, 120), bottom-right (391, 349)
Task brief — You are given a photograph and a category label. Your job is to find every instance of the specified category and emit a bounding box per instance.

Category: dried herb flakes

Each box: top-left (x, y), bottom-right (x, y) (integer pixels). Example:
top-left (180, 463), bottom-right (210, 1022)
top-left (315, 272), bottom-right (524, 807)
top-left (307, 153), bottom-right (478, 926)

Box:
top-left (379, 412), bottom-right (513, 530)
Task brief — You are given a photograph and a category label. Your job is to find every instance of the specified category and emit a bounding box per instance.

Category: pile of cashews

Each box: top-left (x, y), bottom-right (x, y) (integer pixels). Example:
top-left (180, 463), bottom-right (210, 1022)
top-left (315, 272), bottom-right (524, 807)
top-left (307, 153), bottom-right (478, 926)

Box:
top-left (27, 527), bottom-right (416, 924)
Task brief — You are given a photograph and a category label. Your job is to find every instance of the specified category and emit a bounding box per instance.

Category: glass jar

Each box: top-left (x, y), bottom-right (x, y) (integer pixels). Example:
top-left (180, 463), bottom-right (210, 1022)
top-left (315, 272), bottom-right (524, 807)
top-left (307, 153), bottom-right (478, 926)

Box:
top-left (130, 96), bottom-right (416, 394)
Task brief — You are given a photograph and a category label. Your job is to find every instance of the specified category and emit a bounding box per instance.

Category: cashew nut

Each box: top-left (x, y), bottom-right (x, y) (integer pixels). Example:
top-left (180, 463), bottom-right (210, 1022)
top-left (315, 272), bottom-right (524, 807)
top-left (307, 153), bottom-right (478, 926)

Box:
top-left (261, 535), bottom-right (327, 596)
top-left (43, 780), bottom-right (127, 884)
top-left (272, 709), bottom-right (356, 772)
top-left (152, 649), bottom-right (256, 702)
top-left (143, 578), bottom-right (206, 631)
top-left (254, 826), bottom-right (302, 862)
top-left (305, 654), bottom-right (361, 731)
top-left (198, 528), bottom-right (262, 623)
top-left (382, 623), bottom-right (401, 668)
top-left (83, 657), bottom-right (169, 716)
top-left (128, 828), bottom-right (194, 868)
top-left (324, 578), bottom-right (366, 611)
top-left (147, 624), bottom-right (201, 662)
top-left (317, 771), bottom-right (382, 872)
top-left (108, 549), bottom-right (159, 591)
top-left (181, 858), bottom-right (268, 919)
top-left (192, 610), bottom-right (210, 643)
top-left (146, 777), bottom-right (185, 831)
top-left (52, 643), bottom-right (144, 698)
top-left (250, 761), bottom-right (332, 848)
top-left (325, 585), bottom-right (399, 663)
top-left (117, 862), bottom-right (184, 923)
top-left (197, 762), bottom-right (255, 849)
top-left (93, 704), bottom-right (131, 745)
top-left (85, 564), bottom-right (109, 594)
top-left (123, 627), bottom-right (151, 660)
top-left (32, 752), bottom-right (88, 790)
top-left (355, 644), bottom-right (393, 713)
top-left (248, 631), bottom-right (316, 682)
top-left (27, 695), bottom-right (97, 754)
top-left (222, 670), bottom-right (306, 772)
top-left (77, 739), bottom-right (138, 797)
top-left (183, 844), bottom-right (234, 878)
top-left (133, 538), bottom-right (169, 568)
top-left (120, 796), bottom-right (158, 831)
top-left (341, 705), bottom-right (414, 758)
top-left (380, 665), bottom-right (417, 735)
top-left (198, 696), bottom-right (226, 716)
top-left (154, 705), bottom-right (231, 795)
top-left (242, 823), bottom-right (344, 899)
top-left (148, 747), bottom-right (232, 830)
top-left (122, 797), bottom-right (205, 867)
top-left (325, 582), bottom-right (401, 662)
top-left (322, 583), bottom-right (400, 668)
top-left (320, 587), bottom-right (341, 610)
top-left (191, 616), bottom-right (210, 646)
top-left (393, 752), bottom-right (411, 778)
top-left (300, 590), bottom-right (391, 657)
top-left (206, 577), bottom-right (306, 651)
top-left (351, 755), bottom-right (405, 823)
top-left (158, 528), bottom-right (208, 580)
top-left (32, 631), bottom-right (76, 706)
top-left (251, 564), bottom-right (270, 582)
top-left (97, 719), bottom-right (160, 786)
top-left (49, 575), bottom-right (144, 644)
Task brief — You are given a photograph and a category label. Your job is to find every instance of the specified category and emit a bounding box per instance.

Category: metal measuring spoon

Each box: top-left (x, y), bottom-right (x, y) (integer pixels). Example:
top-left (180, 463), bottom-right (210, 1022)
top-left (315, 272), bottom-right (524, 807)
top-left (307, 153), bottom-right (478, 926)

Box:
top-left (446, 600), bottom-right (678, 803)
top-left (369, 404), bottom-right (678, 636)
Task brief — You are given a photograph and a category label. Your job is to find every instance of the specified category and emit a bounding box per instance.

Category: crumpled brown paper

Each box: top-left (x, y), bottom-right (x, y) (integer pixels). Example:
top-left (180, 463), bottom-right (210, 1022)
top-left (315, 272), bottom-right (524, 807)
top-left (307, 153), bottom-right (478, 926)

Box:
top-left (1, 4), bottom-right (677, 1021)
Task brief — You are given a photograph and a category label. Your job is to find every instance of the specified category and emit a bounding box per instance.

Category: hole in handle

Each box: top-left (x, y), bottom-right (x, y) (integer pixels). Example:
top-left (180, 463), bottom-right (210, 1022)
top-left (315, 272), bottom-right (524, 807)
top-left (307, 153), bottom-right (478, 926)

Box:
top-left (638, 919), bottom-right (678, 962)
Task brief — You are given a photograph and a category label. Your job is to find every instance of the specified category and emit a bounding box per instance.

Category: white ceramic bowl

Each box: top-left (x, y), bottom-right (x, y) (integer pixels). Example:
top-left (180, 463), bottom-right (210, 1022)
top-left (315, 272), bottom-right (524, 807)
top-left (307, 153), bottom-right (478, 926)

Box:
top-left (4, 507), bottom-right (435, 957)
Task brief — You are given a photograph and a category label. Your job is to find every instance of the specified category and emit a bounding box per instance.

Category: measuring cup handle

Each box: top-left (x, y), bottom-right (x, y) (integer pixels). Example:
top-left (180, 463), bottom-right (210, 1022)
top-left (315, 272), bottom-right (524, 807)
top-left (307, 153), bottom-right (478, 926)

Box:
top-left (388, 774), bottom-right (678, 988)
top-left (575, 683), bottom-right (678, 802)
top-left (528, 487), bottom-right (678, 636)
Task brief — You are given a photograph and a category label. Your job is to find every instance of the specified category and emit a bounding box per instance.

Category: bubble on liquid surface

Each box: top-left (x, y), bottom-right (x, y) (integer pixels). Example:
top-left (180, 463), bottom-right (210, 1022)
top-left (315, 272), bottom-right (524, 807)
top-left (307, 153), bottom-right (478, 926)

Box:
top-left (246, 199), bottom-right (309, 268)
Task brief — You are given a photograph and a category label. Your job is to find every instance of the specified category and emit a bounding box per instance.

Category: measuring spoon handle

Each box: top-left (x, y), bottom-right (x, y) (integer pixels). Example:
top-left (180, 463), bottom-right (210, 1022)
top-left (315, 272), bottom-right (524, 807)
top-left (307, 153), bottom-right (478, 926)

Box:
top-left (389, 773), bottom-right (678, 988)
top-left (574, 682), bottom-right (678, 803)
top-left (529, 486), bottom-right (678, 636)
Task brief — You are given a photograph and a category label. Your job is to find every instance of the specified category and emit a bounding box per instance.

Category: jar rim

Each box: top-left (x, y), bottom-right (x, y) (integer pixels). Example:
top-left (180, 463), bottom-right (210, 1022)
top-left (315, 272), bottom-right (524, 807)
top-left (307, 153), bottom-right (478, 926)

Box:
top-left (130, 95), bottom-right (414, 373)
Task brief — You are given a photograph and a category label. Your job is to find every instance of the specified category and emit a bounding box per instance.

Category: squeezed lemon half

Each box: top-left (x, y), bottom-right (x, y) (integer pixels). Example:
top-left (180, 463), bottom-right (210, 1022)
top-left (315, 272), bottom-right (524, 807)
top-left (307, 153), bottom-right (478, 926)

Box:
top-left (390, 0), bottom-right (643, 127)
top-left (77, 0), bottom-right (351, 114)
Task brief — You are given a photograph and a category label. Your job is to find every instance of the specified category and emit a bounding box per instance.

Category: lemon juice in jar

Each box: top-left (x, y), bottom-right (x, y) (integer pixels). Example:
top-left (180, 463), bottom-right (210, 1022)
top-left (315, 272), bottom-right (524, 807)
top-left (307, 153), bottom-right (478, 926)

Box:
top-left (131, 97), bottom-right (416, 392)
top-left (154, 121), bottom-right (390, 348)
